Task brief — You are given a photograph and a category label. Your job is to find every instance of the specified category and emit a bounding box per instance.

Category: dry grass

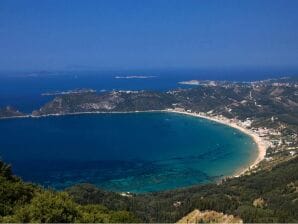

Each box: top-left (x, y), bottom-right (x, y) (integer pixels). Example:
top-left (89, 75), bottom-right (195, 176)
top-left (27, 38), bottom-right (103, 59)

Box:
top-left (176, 209), bottom-right (243, 223)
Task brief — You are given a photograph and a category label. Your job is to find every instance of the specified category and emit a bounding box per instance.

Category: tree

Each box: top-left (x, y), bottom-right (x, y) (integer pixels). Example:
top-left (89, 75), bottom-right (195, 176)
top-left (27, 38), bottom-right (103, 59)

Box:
top-left (10, 191), bottom-right (80, 223)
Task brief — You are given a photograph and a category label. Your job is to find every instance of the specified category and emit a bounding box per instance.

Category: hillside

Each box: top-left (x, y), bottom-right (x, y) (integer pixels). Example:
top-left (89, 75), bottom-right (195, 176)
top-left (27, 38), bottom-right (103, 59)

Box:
top-left (0, 160), bottom-right (138, 223)
top-left (1, 155), bottom-right (297, 222)
top-left (67, 156), bottom-right (298, 223)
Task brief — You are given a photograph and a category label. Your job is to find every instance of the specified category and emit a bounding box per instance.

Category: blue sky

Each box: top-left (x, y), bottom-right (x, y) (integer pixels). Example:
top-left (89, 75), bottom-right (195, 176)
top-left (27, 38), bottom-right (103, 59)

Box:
top-left (0, 0), bottom-right (298, 71)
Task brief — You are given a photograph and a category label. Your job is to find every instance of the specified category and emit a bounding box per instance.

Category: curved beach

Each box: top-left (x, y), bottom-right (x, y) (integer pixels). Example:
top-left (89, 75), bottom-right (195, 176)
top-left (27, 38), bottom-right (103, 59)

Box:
top-left (164, 109), bottom-right (269, 177)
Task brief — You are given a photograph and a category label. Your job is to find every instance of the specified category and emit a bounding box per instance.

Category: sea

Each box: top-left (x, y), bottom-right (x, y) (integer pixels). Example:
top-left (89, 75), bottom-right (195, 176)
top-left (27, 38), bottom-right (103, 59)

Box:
top-left (0, 112), bottom-right (257, 192)
top-left (0, 68), bottom-right (294, 192)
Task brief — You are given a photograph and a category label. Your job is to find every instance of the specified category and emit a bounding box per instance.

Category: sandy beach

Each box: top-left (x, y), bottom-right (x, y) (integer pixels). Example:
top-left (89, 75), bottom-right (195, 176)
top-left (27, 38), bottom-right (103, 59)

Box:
top-left (164, 109), bottom-right (269, 177)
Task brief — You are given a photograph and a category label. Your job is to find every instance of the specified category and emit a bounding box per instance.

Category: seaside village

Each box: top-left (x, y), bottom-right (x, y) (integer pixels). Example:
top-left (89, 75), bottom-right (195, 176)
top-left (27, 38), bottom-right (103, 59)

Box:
top-left (166, 107), bottom-right (298, 173)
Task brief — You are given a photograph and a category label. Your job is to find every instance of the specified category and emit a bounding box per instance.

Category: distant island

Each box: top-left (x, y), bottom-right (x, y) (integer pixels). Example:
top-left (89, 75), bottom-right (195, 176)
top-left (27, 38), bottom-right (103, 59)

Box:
top-left (178, 80), bottom-right (201, 85)
top-left (114, 75), bottom-right (156, 79)
top-left (178, 79), bottom-right (220, 86)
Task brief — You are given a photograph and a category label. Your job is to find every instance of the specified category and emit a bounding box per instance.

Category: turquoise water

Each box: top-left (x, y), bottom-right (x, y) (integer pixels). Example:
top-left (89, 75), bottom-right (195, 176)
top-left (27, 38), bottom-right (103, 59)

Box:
top-left (0, 112), bottom-right (257, 193)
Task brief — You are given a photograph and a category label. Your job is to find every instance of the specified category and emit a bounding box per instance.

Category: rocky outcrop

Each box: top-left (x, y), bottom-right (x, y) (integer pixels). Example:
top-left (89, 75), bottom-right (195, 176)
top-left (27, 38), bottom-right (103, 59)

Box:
top-left (0, 106), bottom-right (24, 118)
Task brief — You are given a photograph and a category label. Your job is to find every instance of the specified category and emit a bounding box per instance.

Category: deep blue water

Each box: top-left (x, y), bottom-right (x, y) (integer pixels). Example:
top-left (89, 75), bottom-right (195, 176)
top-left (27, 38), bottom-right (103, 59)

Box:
top-left (0, 112), bottom-right (257, 193)
top-left (0, 68), bottom-right (294, 112)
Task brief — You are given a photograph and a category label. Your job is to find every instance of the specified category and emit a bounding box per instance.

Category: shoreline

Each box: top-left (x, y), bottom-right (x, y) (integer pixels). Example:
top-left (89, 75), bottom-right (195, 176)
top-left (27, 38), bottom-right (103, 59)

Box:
top-left (0, 110), bottom-right (165, 120)
top-left (0, 109), bottom-right (269, 178)
top-left (164, 109), bottom-right (269, 177)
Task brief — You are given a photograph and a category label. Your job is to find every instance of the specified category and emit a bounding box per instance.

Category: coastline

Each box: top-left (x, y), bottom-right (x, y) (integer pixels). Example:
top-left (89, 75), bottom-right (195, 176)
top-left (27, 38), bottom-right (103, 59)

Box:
top-left (164, 109), bottom-right (269, 177)
top-left (0, 109), bottom-right (269, 178)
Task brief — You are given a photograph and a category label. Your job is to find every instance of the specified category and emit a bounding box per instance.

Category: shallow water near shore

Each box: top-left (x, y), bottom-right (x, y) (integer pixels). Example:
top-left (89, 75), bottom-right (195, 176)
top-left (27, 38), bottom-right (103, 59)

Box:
top-left (0, 112), bottom-right (257, 192)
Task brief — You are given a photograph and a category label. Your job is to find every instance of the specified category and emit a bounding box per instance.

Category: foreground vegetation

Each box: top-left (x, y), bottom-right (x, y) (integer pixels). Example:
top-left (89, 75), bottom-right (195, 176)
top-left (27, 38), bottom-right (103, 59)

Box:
top-left (0, 160), bottom-right (138, 223)
top-left (1, 156), bottom-right (297, 223)
top-left (67, 156), bottom-right (298, 223)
